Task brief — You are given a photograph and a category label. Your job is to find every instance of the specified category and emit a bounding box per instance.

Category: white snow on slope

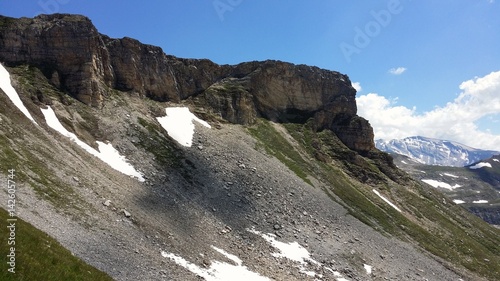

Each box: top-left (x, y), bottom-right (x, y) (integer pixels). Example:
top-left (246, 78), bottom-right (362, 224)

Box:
top-left (442, 173), bottom-right (459, 178)
top-left (421, 179), bottom-right (461, 190)
top-left (473, 200), bottom-right (489, 204)
top-left (161, 248), bottom-right (269, 281)
top-left (247, 228), bottom-right (349, 280)
top-left (0, 63), bottom-right (37, 124)
top-left (493, 159), bottom-right (499, 162)
top-left (163, 229), bottom-right (351, 281)
top-left (469, 162), bottom-right (492, 169)
top-left (453, 200), bottom-right (466, 204)
top-left (96, 141), bottom-right (145, 182)
top-left (41, 107), bottom-right (99, 155)
top-left (373, 189), bottom-right (402, 212)
top-left (364, 264), bottom-right (373, 275)
top-left (324, 267), bottom-right (349, 281)
top-left (248, 228), bottom-right (318, 266)
top-left (41, 106), bottom-right (144, 182)
top-left (211, 246), bottom-right (242, 266)
top-left (157, 107), bottom-right (211, 147)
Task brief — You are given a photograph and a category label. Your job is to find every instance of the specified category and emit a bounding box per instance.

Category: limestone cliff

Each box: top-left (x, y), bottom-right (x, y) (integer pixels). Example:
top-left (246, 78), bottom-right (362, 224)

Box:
top-left (0, 13), bottom-right (374, 152)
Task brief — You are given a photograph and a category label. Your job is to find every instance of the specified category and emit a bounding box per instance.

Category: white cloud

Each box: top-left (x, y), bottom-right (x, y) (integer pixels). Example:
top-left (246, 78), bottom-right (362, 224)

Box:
top-left (388, 67), bottom-right (407, 75)
top-left (356, 70), bottom-right (500, 150)
top-left (352, 82), bottom-right (362, 92)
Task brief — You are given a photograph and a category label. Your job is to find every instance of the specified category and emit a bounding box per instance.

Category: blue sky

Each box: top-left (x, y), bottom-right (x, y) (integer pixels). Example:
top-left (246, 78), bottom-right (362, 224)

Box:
top-left (1, 0), bottom-right (500, 149)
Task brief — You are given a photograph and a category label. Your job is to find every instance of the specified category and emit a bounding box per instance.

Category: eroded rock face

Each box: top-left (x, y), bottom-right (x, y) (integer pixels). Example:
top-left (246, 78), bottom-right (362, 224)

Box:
top-left (0, 14), bottom-right (112, 106)
top-left (103, 36), bottom-right (227, 102)
top-left (0, 13), bottom-right (375, 152)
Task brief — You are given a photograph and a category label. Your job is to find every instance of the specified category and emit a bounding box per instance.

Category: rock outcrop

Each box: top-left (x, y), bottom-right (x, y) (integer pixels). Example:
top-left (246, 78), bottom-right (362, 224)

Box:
top-left (0, 14), bottom-right (112, 106)
top-left (0, 13), bottom-right (374, 152)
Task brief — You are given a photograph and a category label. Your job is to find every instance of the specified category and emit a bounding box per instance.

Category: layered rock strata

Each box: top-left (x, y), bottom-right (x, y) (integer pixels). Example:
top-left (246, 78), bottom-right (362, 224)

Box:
top-left (0, 13), bottom-right (374, 152)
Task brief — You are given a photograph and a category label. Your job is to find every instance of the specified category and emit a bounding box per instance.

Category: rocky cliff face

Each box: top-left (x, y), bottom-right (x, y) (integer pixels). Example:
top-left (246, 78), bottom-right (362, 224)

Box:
top-left (0, 13), bottom-right (374, 152)
top-left (0, 14), bottom-right (112, 106)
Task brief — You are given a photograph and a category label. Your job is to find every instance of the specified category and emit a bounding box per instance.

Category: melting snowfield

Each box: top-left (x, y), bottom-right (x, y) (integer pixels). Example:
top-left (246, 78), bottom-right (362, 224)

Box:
top-left (2, 64), bottom-right (144, 181)
top-left (162, 228), bottom-right (359, 281)
top-left (442, 173), bottom-right (459, 178)
top-left (421, 179), bottom-right (461, 190)
top-left (41, 106), bottom-right (144, 182)
top-left (363, 264), bottom-right (373, 275)
top-left (373, 189), bottom-right (402, 212)
top-left (247, 227), bottom-right (320, 277)
top-left (161, 247), bottom-right (270, 281)
top-left (0, 63), bottom-right (37, 124)
top-left (157, 107), bottom-right (211, 147)
top-left (469, 162), bottom-right (492, 169)
top-left (453, 199), bottom-right (489, 204)
top-left (247, 228), bottom-right (354, 280)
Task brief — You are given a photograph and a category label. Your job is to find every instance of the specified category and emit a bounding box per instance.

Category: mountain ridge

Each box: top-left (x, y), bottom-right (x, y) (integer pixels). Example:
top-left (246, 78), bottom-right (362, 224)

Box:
top-left (0, 13), bottom-right (374, 153)
top-left (1, 13), bottom-right (500, 281)
top-left (376, 136), bottom-right (500, 167)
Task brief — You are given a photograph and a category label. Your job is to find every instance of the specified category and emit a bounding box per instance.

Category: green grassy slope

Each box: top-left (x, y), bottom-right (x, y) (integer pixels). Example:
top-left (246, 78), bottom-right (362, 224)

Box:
top-left (0, 208), bottom-right (113, 281)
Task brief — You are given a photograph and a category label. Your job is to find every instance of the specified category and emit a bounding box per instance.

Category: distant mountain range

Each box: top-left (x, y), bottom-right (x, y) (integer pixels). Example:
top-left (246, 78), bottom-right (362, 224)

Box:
top-left (376, 136), bottom-right (500, 167)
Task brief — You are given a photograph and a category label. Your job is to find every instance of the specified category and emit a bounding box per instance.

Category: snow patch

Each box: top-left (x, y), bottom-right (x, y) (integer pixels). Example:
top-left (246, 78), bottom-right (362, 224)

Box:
top-left (247, 228), bottom-right (349, 280)
top-left (41, 106), bottom-right (144, 182)
top-left (324, 267), bottom-right (350, 281)
top-left (373, 189), bottom-right (402, 212)
top-left (95, 142), bottom-right (145, 182)
top-left (0, 63), bottom-right (37, 124)
top-left (421, 179), bottom-right (461, 190)
top-left (41, 107), bottom-right (99, 155)
top-left (247, 228), bottom-right (319, 267)
top-left (472, 200), bottom-right (489, 204)
top-left (443, 173), bottom-right (459, 178)
top-left (211, 246), bottom-right (242, 266)
top-left (493, 159), bottom-right (499, 162)
top-left (161, 248), bottom-right (269, 281)
top-left (364, 264), bottom-right (373, 275)
top-left (469, 162), bottom-right (492, 169)
top-left (453, 199), bottom-right (466, 204)
top-left (156, 107), bottom-right (210, 147)
top-left (401, 160), bottom-right (408, 164)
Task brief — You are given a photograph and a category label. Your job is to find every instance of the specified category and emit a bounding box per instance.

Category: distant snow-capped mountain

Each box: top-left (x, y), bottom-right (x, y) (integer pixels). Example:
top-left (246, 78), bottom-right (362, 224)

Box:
top-left (375, 136), bottom-right (500, 167)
